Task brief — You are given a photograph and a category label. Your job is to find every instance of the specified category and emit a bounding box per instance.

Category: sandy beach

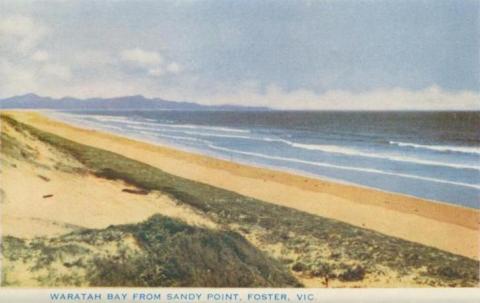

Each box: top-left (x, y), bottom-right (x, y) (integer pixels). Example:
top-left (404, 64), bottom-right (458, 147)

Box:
top-left (3, 111), bottom-right (478, 261)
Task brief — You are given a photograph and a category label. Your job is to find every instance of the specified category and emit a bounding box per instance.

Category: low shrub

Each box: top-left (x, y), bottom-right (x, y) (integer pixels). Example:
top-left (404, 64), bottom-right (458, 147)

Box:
top-left (338, 265), bottom-right (366, 282)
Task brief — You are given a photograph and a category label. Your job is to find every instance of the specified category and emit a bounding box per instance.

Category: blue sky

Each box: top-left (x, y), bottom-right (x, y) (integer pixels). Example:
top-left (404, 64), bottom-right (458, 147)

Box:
top-left (0, 0), bottom-right (478, 109)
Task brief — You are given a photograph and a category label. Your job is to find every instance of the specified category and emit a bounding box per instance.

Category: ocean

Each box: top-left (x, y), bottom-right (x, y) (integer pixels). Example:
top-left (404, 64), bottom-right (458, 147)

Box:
top-left (49, 110), bottom-right (480, 209)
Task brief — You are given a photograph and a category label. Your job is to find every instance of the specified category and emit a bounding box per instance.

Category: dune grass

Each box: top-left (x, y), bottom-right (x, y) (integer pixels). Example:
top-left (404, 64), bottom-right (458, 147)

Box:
top-left (1, 114), bottom-right (479, 287)
top-left (2, 215), bottom-right (299, 287)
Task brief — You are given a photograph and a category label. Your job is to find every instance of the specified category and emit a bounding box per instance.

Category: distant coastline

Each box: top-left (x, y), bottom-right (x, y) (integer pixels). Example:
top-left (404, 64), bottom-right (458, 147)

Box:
top-left (0, 93), bottom-right (271, 111)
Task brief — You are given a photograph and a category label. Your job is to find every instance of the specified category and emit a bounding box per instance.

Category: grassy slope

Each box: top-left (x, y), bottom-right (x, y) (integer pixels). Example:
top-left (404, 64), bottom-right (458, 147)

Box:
top-left (2, 215), bottom-right (299, 287)
top-left (1, 115), bottom-right (479, 287)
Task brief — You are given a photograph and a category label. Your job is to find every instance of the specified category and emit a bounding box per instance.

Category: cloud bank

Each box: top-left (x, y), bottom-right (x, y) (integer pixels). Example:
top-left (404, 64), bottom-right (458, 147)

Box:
top-left (192, 85), bottom-right (479, 111)
top-left (0, 14), bottom-right (478, 111)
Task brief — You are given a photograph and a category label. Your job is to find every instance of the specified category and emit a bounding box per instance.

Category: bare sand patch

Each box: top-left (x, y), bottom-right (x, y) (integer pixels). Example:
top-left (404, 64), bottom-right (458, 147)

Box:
top-left (0, 118), bottom-right (217, 239)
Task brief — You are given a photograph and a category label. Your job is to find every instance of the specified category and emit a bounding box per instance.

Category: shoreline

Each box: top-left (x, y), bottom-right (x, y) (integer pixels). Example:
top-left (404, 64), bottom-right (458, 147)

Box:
top-left (43, 110), bottom-right (479, 211)
top-left (47, 111), bottom-right (408, 199)
top-left (4, 111), bottom-right (479, 260)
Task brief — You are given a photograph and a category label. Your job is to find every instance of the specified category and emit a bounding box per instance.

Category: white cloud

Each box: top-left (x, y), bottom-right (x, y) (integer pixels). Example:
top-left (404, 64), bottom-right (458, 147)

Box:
top-left (74, 50), bottom-right (116, 67)
top-left (0, 15), bottom-right (78, 97)
top-left (191, 84), bottom-right (480, 111)
top-left (0, 15), bottom-right (48, 54)
top-left (0, 15), bottom-right (48, 96)
top-left (119, 48), bottom-right (182, 77)
top-left (166, 62), bottom-right (182, 74)
top-left (120, 48), bottom-right (163, 66)
top-left (38, 78), bottom-right (150, 99)
top-left (42, 63), bottom-right (72, 80)
top-left (0, 58), bottom-right (39, 96)
top-left (31, 50), bottom-right (49, 62)
top-left (148, 63), bottom-right (182, 77)
top-left (148, 68), bottom-right (165, 77)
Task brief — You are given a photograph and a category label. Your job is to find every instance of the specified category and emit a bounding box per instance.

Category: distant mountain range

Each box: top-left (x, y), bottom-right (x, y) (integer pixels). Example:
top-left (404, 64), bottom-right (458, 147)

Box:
top-left (0, 93), bottom-right (270, 111)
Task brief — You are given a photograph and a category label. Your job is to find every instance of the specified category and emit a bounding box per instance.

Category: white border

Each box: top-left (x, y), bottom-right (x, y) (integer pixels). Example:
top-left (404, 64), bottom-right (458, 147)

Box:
top-left (0, 288), bottom-right (479, 303)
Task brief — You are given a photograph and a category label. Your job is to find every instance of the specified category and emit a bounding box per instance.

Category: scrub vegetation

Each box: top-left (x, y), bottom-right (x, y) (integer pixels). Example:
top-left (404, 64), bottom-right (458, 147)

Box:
top-left (2, 215), bottom-right (298, 287)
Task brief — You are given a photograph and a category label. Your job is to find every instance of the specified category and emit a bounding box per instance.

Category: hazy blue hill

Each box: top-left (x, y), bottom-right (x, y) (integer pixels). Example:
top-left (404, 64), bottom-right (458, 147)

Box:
top-left (0, 94), bottom-right (270, 111)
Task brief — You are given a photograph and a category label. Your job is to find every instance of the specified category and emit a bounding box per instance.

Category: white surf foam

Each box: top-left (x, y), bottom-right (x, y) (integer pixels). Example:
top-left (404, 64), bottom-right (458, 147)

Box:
top-left (389, 141), bottom-right (480, 155)
top-left (138, 131), bottom-right (211, 144)
top-left (62, 113), bottom-right (480, 170)
top-left (128, 126), bottom-right (253, 140)
top-left (87, 115), bottom-right (250, 133)
top-left (117, 122), bottom-right (480, 170)
top-left (208, 144), bottom-right (480, 190)
top-left (152, 123), bottom-right (250, 133)
top-left (262, 138), bottom-right (480, 170)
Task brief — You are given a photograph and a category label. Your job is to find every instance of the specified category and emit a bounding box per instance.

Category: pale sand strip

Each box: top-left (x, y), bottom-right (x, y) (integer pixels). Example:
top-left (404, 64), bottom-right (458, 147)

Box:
top-left (1, 162), bottom-right (217, 238)
top-left (0, 120), bottom-right (217, 239)
top-left (7, 112), bottom-right (480, 259)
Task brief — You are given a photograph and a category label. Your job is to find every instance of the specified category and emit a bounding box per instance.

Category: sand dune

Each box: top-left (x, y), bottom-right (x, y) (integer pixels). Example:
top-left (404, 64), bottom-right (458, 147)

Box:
top-left (0, 120), bottom-right (216, 239)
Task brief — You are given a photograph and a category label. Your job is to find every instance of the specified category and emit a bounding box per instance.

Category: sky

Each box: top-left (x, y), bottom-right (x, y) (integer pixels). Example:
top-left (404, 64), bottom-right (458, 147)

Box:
top-left (0, 0), bottom-right (478, 110)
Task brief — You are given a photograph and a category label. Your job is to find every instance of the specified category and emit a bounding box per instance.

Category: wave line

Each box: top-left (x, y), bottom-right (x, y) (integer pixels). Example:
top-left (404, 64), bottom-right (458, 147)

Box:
top-left (208, 144), bottom-right (480, 189)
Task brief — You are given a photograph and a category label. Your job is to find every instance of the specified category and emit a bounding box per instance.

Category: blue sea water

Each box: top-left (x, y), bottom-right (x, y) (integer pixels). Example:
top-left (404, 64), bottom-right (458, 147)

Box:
top-left (48, 110), bottom-right (480, 208)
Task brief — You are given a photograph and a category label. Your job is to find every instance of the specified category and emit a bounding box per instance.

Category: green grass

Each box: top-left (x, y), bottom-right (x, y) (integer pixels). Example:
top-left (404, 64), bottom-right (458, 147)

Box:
top-left (0, 131), bottom-right (36, 161)
top-left (2, 215), bottom-right (299, 287)
top-left (1, 114), bottom-right (479, 287)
